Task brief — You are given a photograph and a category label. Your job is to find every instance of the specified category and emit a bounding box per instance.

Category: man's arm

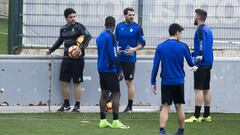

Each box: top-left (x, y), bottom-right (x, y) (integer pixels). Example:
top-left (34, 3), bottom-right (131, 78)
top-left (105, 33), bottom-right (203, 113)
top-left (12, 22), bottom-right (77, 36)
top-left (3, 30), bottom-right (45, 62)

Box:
top-left (184, 44), bottom-right (195, 67)
top-left (47, 30), bottom-right (64, 54)
top-left (151, 47), bottom-right (161, 85)
top-left (126, 26), bottom-right (146, 54)
top-left (106, 35), bottom-right (122, 73)
top-left (78, 24), bottom-right (92, 49)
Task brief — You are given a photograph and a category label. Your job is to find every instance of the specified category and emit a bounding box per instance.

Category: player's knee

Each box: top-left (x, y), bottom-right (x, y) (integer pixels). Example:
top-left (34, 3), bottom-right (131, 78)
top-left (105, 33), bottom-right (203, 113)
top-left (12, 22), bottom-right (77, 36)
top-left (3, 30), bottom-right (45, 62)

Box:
top-left (126, 80), bottom-right (133, 87)
top-left (60, 81), bottom-right (69, 87)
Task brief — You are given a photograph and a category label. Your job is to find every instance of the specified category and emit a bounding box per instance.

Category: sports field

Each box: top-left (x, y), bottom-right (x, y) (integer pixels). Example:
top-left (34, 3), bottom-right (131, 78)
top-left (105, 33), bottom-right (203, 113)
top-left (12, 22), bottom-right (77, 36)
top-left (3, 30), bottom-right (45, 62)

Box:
top-left (0, 112), bottom-right (239, 135)
top-left (0, 17), bottom-right (8, 54)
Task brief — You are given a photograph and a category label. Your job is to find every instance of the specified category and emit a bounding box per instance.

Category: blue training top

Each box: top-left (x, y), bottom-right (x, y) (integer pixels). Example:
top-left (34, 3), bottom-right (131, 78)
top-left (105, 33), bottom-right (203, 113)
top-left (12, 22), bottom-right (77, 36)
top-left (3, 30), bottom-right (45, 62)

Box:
top-left (115, 21), bottom-right (145, 62)
top-left (192, 24), bottom-right (214, 67)
top-left (96, 28), bottom-right (121, 73)
top-left (151, 39), bottom-right (195, 85)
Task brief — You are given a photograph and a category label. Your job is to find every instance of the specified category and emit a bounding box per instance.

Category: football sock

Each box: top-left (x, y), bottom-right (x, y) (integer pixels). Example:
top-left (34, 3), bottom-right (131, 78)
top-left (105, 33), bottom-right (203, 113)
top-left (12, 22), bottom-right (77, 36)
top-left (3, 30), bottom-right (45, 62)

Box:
top-left (203, 106), bottom-right (210, 117)
top-left (194, 106), bottom-right (201, 118)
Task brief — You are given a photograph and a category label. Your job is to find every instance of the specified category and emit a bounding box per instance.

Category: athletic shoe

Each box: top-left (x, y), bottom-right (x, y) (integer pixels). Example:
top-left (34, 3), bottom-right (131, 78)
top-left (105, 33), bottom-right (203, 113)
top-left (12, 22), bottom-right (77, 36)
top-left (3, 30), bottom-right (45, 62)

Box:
top-left (123, 107), bottom-right (133, 113)
top-left (111, 120), bottom-right (130, 129)
top-left (173, 131), bottom-right (184, 135)
top-left (71, 106), bottom-right (80, 112)
top-left (98, 119), bottom-right (111, 128)
top-left (184, 116), bottom-right (202, 123)
top-left (160, 130), bottom-right (166, 135)
top-left (57, 105), bottom-right (71, 112)
top-left (201, 116), bottom-right (212, 122)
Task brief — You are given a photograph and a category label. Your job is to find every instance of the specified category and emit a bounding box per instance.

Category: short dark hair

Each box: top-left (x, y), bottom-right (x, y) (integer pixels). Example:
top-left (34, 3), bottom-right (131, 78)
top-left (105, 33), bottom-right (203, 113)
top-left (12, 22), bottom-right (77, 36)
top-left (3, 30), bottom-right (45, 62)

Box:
top-left (168, 23), bottom-right (184, 36)
top-left (64, 8), bottom-right (76, 18)
top-left (105, 16), bottom-right (116, 28)
top-left (195, 9), bottom-right (207, 21)
top-left (123, 7), bottom-right (134, 15)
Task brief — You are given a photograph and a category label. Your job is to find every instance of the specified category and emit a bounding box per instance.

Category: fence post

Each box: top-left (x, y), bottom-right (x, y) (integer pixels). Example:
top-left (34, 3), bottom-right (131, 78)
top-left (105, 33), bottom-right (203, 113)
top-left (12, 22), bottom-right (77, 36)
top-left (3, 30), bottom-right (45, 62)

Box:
top-left (8, 0), bottom-right (23, 54)
top-left (138, 0), bottom-right (143, 27)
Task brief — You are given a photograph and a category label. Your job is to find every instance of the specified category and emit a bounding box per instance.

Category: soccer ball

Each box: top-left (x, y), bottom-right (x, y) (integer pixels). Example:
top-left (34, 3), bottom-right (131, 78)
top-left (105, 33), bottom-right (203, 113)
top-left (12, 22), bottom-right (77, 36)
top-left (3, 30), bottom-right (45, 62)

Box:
top-left (106, 101), bottom-right (112, 112)
top-left (68, 45), bottom-right (81, 58)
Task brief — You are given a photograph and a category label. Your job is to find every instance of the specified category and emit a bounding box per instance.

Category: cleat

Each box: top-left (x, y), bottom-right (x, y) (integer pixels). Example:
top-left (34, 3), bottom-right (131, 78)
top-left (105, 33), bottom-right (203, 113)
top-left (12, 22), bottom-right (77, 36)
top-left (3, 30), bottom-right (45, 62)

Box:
top-left (173, 130), bottom-right (184, 135)
top-left (111, 120), bottom-right (130, 129)
top-left (123, 107), bottom-right (133, 113)
top-left (99, 119), bottom-right (111, 128)
top-left (201, 116), bottom-right (212, 122)
top-left (57, 105), bottom-right (71, 112)
top-left (173, 131), bottom-right (184, 135)
top-left (71, 106), bottom-right (80, 112)
top-left (185, 116), bottom-right (202, 123)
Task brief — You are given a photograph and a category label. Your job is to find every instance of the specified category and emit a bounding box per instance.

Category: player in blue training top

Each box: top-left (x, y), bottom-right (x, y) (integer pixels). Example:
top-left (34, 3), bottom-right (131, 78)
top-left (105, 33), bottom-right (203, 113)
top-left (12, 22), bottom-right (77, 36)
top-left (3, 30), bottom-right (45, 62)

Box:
top-left (96, 16), bottom-right (129, 129)
top-left (185, 9), bottom-right (214, 123)
top-left (151, 23), bottom-right (198, 135)
top-left (115, 7), bottom-right (146, 112)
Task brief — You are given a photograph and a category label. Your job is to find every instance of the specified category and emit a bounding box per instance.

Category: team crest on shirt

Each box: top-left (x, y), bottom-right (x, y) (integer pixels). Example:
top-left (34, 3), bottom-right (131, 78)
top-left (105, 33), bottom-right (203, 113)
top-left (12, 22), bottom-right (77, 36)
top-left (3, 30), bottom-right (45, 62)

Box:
top-left (130, 28), bottom-right (133, 32)
top-left (121, 28), bottom-right (124, 30)
top-left (72, 28), bottom-right (75, 32)
top-left (129, 74), bottom-right (133, 79)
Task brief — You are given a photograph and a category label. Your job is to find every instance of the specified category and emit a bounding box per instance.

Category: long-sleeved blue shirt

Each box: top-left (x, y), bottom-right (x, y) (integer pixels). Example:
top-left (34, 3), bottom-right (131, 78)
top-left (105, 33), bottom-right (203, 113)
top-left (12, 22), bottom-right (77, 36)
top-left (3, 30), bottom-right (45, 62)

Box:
top-left (96, 29), bottom-right (121, 73)
top-left (115, 22), bottom-right (145, 62)
top-left (192, 24), bottom-right (214, 67)
top-left (151, 39), bottom-right (195, 85)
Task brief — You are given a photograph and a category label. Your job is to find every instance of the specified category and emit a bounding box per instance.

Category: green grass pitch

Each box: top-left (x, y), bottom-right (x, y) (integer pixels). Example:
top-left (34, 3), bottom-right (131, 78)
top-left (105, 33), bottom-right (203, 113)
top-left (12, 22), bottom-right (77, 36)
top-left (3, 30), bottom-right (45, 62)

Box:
top-left (0, 113), bottom-right (240, 135)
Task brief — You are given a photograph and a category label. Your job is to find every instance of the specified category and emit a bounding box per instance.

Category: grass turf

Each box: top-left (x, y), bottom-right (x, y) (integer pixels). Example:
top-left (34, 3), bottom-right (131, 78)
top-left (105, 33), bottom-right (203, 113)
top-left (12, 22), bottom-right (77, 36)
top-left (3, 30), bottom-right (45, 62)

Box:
top-left (0, 113), bottom-right (239, 135)
top-left (0, 17), bottom-right (8, 54)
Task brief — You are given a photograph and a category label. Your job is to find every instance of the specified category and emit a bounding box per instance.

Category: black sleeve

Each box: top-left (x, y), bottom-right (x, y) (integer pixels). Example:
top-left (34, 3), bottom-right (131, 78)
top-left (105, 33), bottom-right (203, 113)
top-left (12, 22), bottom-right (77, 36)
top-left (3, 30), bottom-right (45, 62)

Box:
top-left (77, 24), bottom-right (92, 49)
top-left (49, 29), bottom-right (64, 53)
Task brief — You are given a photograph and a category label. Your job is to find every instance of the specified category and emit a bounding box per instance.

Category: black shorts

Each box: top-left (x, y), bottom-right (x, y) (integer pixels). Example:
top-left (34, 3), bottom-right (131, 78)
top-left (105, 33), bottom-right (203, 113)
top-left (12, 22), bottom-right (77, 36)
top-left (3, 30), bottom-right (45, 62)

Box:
top-left (119, 61), bottom-right (135, 80)
top-left (59, 57), bottom-right (84, 84)
top-left (194, 66), bottom-right (212, 90)
top-left (161, 84), bottom-right (185, 105)
top-left (99, 72), bottom-right (120, 93)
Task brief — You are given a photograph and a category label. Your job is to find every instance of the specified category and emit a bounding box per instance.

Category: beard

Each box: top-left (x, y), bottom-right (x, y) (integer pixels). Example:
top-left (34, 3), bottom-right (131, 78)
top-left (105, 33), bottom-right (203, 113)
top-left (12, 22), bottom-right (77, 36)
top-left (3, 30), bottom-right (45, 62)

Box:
top-left (194, 19), bottom-right (198, 25)
top-left (126, 18), bottom-right (133, 24)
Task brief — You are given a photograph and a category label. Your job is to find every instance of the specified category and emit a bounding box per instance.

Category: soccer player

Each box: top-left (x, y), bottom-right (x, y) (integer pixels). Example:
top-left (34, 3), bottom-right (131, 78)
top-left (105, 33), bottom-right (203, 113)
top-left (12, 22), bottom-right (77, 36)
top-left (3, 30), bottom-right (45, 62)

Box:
top-left (47, 8), bottom-right (92, 112)
top-left (115, 7), bottom-right (145, 112)
top-left (96, 16), bottom-right (129, 129)
top-left (151, 23), bottom-right (197, 135)
top-left (185, 9), bottom-right (214, 123)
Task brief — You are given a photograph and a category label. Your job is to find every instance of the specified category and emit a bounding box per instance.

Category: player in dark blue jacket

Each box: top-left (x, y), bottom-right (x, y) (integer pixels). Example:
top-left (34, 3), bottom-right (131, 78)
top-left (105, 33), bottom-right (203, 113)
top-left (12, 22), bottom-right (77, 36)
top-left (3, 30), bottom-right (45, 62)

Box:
top-left (151, 23), bottom-right (197, 135)
top-left (185, 9), bottom-right (214, 123)
top-left (96, 16), bottom-right (129, 129)
top-left (115, 7), bottom-right (146, 112)
top-left (47, 8), bottom-right (92, 112)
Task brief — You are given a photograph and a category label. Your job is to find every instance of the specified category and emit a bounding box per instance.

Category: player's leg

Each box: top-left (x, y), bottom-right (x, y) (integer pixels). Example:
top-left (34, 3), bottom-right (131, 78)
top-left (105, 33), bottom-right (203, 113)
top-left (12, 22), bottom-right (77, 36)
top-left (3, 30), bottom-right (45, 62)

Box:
top-left (174, 104), bottom-right (185, 135)
top-left (58, 60), bottom-right (71, 112)
top-left (120, 62), bottom-right (135, 112)
top-left (201, 67), bottom-right (212, 121)
top-left (98, 72), bottom-right (111, 128)
top-left (173, 84), bottom-right (185, 135)
top-left (125, 80), bottom-right (134, 112)
top-left (185, 67), bottom-right (205, 122)
top-left (159, 84), bottom-right (172, 135)
top-left (107, 72), bottom-right (129, 129)
top-left (72, 57), bottom-right (84, 112)
top-left (160, 103), bottom-right (169, 135)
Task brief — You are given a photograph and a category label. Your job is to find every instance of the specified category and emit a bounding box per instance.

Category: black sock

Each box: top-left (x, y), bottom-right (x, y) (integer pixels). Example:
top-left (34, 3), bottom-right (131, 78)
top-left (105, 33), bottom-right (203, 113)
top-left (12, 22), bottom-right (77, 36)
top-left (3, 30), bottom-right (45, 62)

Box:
top-left (100, 112), bottom-right (106, 119)
top-left (75, 102), bottom-right (80, 107)
top-left (194, 106), bottom-right (201, 118)
top-left (203, 106), bottom-right (210, 117)
top-left (113, 112), bottom-right (119, 120)
top-left (64, 99), bottom-right (70, 106)
top-left (127, 99), bottom-right (133, 109)
top-left (160, 128), bottom-right (165, 133)
top-left (178, 128), bottom-right (184, 133)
